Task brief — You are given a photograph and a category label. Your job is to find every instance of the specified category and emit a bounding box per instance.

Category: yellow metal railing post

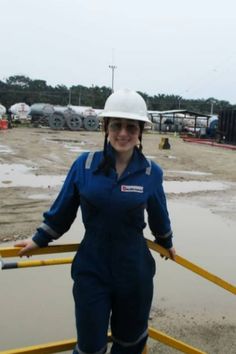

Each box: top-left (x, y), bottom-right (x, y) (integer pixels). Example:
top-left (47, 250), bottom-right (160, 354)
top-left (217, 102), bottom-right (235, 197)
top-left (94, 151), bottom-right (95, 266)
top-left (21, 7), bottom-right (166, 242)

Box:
top-left (142, 344), bottom-right (148, 354)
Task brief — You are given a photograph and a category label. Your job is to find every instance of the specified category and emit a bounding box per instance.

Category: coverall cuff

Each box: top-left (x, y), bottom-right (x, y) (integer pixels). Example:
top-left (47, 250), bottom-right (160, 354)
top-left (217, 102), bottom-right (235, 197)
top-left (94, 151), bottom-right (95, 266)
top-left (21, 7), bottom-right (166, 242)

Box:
top-left (32, 230), bottom-right (51, 247)
top-left (154, 234), bottom-right (173, 249)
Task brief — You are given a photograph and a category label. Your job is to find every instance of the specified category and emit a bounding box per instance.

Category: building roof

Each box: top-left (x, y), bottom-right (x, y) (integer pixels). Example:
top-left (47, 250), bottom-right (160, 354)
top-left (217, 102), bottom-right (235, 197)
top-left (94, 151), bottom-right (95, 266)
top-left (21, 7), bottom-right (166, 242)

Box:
top-left (148, 109), bottom-right (211, 118)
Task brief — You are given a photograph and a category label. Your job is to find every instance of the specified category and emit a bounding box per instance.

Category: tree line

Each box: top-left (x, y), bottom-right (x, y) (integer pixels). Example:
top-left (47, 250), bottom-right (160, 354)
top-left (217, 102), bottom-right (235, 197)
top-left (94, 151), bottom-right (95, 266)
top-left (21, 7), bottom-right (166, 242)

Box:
top-left (0, 75), bottom-right (234, 114)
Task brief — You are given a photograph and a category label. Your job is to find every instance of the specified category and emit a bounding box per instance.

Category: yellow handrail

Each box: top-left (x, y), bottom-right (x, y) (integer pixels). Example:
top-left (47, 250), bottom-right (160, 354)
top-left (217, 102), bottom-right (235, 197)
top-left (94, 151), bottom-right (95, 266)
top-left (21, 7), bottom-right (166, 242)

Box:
top-left (1, 240), bottom-right (235, 295)
top-left (0, 328), bottom-right (207, 354)
top-left (1, 257), bottom-right (72, 269)
top-left (148, 327), bottom-right (207, 353)
top-left (0, 244), bottom-right (78, 258)
top-left (147, 240), bottom-right (236, 295)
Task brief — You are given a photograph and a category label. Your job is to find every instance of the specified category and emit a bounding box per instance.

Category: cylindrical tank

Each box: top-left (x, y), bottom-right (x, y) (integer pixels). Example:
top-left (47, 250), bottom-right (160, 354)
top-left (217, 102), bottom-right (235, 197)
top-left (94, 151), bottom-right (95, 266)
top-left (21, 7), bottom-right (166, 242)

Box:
top-left (10, 103), bottom-right (30, 115)
top-left (54, 106), bottom-right (73, 117)
top-left (30, 103), bottom-right (55, 116)
top-left (69, 105), bottom-right (96, 117)
top-left (0, 104), bottom-right (6, 117)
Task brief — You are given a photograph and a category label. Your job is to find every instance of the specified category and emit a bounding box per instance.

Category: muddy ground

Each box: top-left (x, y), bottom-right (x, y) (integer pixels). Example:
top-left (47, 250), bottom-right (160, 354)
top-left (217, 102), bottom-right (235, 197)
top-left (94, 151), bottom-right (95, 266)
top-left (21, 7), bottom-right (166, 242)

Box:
top-left (0, 126), bottom-right (236, 354)
top-left (0, 126), bottom-right (235, 242)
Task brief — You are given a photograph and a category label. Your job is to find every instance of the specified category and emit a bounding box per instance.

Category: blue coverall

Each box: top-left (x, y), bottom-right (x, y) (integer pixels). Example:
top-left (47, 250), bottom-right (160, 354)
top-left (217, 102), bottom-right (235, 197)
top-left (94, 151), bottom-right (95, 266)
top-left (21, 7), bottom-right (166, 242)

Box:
top-left (32, 145), bottom-right (173, 354)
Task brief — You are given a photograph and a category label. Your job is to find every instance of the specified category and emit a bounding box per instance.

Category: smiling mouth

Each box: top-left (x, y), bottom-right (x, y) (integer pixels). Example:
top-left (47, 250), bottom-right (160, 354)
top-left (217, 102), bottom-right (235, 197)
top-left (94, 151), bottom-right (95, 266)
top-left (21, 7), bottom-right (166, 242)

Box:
top-left (116, 139), bottom-right (130, 142)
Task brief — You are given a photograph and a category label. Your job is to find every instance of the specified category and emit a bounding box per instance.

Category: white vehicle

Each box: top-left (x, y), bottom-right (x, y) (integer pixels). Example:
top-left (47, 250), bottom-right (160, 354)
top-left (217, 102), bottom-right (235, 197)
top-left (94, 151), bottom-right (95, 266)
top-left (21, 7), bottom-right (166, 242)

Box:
top-left (10, 103), bottom-right (31, 121)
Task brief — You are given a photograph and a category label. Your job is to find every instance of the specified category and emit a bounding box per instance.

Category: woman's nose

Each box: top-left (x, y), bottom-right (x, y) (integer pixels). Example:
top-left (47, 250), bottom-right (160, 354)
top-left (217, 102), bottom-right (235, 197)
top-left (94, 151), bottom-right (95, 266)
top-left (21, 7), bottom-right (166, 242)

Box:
top-left (118, 125), bottom-right (128, 134)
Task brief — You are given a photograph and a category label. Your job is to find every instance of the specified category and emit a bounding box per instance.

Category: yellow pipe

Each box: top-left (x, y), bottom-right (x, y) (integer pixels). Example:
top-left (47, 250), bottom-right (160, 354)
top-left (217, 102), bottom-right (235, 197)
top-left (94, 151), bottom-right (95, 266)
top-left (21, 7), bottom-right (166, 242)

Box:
top-left (148, 327), bottom-right (207, 354)
top-left (0, 240), bottom-right (235, 295)
top-left (0, 328), bottom-right (207, 354)
top-left (147, 240), bottom-right (236, 295)
top-left (1, 258), bottom-right (73, 269)
top-left (0, 244), bottom-right (78, 258)
top-left (0, 336), bottom-right (113, 354)
top-left (0, 339), bottom-right (76, 354)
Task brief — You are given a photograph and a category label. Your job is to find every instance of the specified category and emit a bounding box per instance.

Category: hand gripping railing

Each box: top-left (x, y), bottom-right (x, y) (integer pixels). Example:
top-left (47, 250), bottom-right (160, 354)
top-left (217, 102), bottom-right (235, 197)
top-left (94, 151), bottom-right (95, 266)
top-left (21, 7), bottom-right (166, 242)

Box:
top-left (1, 240), bottom-right (235, 295)
top-left (0, 239), bottom-right (235, 354)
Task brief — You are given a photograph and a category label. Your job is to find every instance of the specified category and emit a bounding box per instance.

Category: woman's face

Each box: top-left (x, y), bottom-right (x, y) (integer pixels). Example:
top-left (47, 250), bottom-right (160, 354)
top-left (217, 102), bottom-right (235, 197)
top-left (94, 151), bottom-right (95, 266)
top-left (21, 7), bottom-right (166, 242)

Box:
top-left (107, 118), bottom-right (140, 154)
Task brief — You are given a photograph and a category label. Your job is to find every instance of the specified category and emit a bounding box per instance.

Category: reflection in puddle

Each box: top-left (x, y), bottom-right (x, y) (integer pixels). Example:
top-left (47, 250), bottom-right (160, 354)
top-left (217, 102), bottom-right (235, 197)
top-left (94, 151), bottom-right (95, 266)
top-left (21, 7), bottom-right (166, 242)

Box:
top-left (0, 164), bottom-right (64, 188)
top-left (0, 144), bottom-right (14, 154)
top-left (152, 200), bottom-right (236, 315)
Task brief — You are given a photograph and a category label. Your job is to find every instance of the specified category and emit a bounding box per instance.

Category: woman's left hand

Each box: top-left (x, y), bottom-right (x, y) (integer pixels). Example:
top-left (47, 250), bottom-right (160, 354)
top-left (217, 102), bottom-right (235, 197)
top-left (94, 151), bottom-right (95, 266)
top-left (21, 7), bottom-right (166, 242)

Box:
top-left (160, 246), bottom-right (176, 261)
top-left (168, 247), bottom-right (176, 261)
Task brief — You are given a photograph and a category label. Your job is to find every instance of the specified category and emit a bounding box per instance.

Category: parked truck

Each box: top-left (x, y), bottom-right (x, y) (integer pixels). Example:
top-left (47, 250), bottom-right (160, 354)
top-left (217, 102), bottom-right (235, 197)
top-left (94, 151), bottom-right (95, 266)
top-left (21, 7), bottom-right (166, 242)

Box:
top-left (29, 103), bottom-right (100, 131)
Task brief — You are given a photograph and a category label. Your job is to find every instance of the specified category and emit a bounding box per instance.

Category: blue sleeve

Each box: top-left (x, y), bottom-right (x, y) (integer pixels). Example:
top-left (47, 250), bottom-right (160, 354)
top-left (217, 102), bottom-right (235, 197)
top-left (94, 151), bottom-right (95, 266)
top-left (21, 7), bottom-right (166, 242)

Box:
top-left (33, 157), bottom-right (82, 247)
top-left (146, 162), bottom-right (173, 249)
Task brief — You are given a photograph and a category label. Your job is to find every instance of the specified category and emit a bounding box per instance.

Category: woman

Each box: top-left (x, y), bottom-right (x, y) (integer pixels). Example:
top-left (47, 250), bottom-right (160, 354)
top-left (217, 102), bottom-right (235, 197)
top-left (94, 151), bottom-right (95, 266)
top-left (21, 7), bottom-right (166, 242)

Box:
top-left (15, 89), bottom-right (175, 354)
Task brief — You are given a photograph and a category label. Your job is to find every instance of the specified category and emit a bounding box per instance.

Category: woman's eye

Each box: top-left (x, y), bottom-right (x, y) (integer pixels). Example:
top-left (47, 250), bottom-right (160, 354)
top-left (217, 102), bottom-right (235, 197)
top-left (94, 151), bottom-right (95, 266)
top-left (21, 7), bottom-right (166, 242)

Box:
top-left (127, 124), bottom-right (139, 131)
top-left (110, 122), bottom-right (121, 130)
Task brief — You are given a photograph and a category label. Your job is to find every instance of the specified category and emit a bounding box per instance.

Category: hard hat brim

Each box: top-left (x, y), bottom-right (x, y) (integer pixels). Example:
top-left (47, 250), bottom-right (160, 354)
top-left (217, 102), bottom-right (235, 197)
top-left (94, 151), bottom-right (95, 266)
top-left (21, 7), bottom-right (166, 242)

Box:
top-left (99, 111), bottom-right (151, 123)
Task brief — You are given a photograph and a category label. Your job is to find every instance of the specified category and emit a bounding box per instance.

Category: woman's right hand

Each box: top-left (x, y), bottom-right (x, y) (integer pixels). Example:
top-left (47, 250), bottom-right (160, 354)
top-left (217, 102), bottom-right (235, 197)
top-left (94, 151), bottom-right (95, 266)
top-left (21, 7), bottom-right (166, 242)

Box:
top-left (14, 239), bottom-right (39, 257)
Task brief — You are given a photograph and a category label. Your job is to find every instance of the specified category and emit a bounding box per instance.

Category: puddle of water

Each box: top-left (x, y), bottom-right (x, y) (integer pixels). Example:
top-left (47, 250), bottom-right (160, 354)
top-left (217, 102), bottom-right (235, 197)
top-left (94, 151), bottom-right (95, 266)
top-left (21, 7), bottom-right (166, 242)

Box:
top-left (0, 163), bottom-right (36, 174)
top-left (0, 202), bottom-right (235, 351)
top-left (28, 194), bottom-right (53, 200)
top-left (167, 170), bottom-right (212, 176)
top-left (164, 180), bottom-right (228, 193)
top-left (64, 144), bottom-right (89, 153)
top-left (151, 201), bottom-right (236, 316)
top-left (0, 163), bottom-right (230, 194)
top-left (146, 155), bottom-right (156, 159)
top-left (0, 144), bottom-right (14, 154)
top-left (0, 164), bottom-right (64, 188)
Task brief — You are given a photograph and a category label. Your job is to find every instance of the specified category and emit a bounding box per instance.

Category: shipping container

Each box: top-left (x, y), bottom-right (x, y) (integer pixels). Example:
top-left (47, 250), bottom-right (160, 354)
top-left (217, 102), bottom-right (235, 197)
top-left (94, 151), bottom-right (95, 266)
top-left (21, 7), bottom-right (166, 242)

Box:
top-left (218, 109), bottom-right (236, 145)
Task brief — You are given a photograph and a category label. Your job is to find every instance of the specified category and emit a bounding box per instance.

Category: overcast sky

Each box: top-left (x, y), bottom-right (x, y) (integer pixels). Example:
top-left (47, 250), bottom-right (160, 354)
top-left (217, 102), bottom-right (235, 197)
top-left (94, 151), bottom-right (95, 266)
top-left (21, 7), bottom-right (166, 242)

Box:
top-left (1, 0), bottom-right (236, 104)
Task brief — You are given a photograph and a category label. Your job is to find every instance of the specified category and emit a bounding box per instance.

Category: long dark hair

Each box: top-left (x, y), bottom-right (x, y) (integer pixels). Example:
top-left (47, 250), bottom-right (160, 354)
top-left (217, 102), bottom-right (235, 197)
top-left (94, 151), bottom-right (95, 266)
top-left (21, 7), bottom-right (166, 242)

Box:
top-left (95, 118), bottom-right (145, 176)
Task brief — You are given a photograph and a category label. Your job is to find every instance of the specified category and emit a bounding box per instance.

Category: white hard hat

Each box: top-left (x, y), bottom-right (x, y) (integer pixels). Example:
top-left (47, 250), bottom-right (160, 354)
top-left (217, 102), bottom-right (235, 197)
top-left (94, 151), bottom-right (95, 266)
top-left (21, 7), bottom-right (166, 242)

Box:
top-left (99, 89), bottom-right (150, 123)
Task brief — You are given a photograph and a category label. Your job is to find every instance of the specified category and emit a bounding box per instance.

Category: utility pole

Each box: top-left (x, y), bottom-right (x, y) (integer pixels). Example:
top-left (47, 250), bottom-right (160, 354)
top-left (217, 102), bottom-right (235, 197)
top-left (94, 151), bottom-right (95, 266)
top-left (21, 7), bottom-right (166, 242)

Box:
top-left (210, 101), bottom-right (214, 115)
top-left (79, 87), bottom-right (82, 106)
top-left (109, 65), bottom-right (117, 92)
top-left (68, 88), bottom-right (71, 106)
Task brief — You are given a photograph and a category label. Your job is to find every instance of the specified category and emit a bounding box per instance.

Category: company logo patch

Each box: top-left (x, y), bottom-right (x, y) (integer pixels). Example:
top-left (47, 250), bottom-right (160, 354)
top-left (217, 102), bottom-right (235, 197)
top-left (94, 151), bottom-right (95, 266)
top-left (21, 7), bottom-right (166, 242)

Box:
top-left (121, 185), bottom-right (143, 193)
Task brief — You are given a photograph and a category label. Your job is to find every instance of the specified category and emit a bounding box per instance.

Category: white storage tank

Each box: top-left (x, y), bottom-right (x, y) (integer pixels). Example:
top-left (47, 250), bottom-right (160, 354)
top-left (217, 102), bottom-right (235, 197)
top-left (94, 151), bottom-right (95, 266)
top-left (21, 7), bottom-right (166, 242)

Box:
top-left (10, 102), bottom-right (31, 120)
top-left (0, 104), bottom-right (6, 118)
